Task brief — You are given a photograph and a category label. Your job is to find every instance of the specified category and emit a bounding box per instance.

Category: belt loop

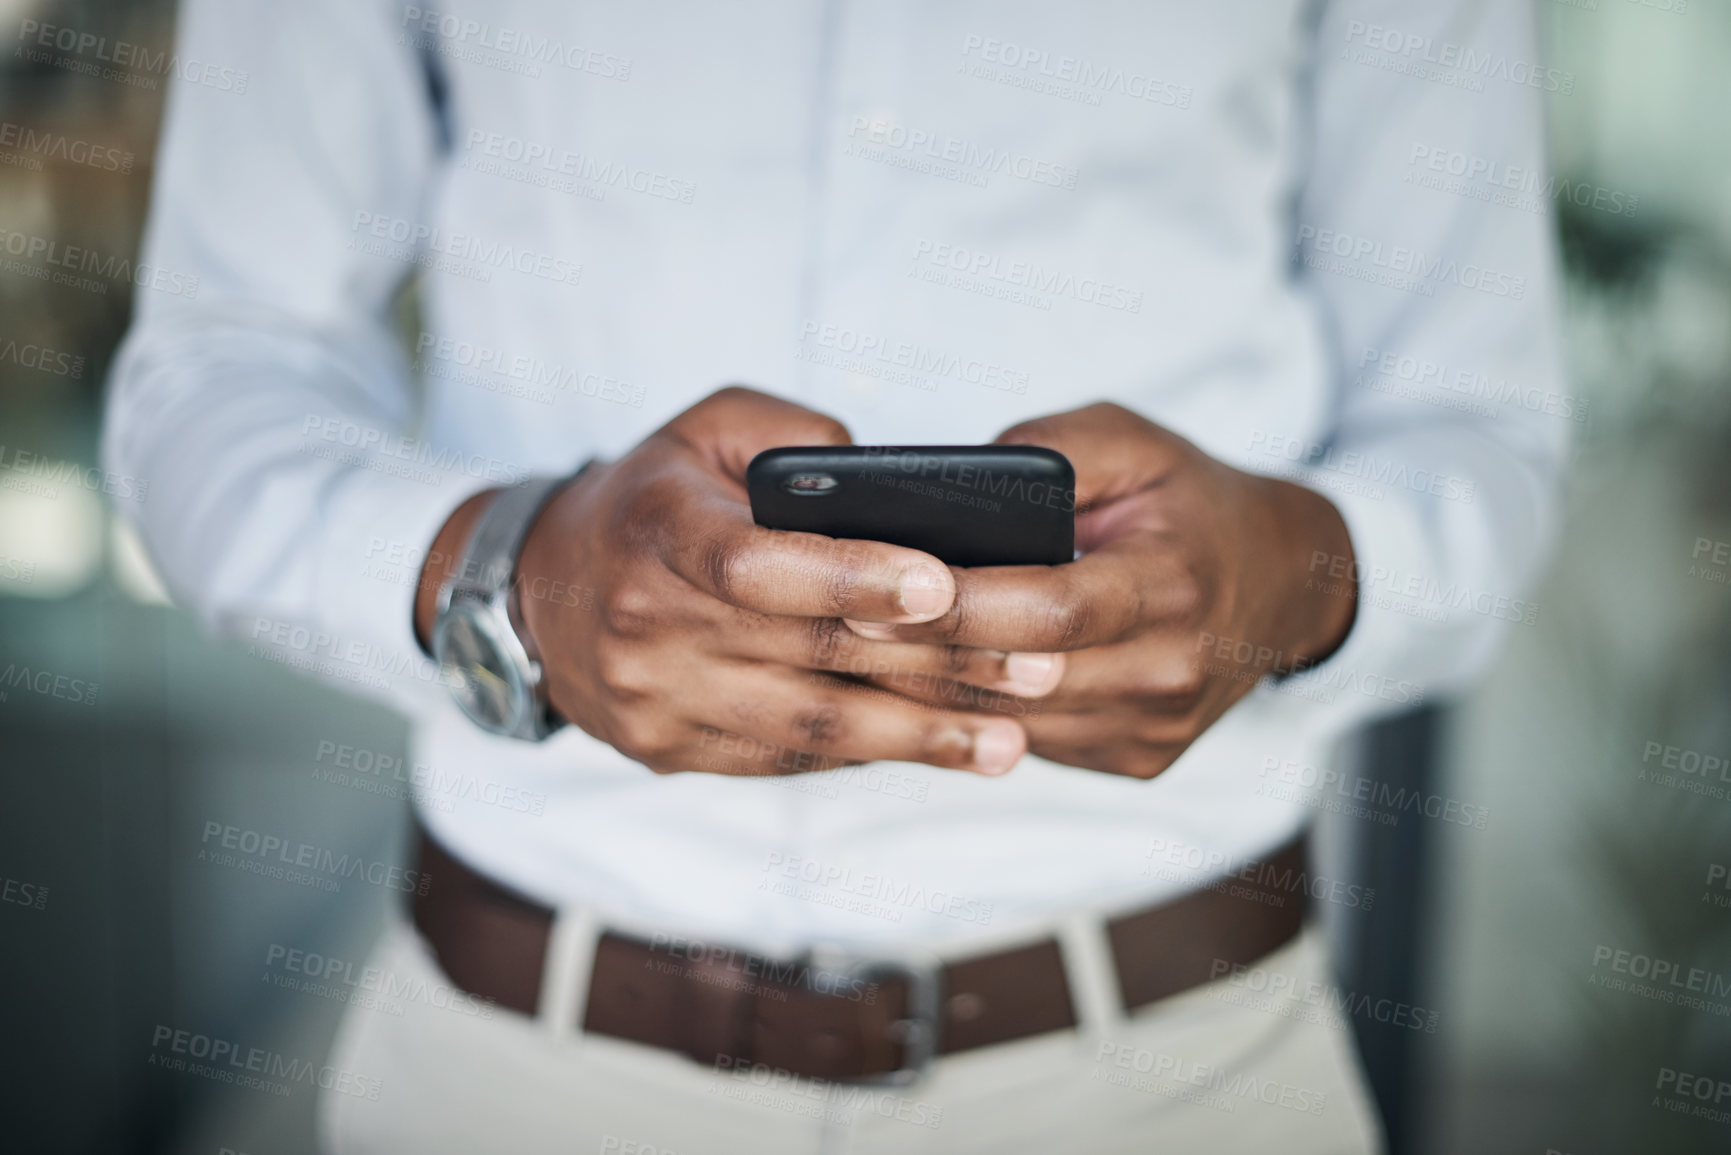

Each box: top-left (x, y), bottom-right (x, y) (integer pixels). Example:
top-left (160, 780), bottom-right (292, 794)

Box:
top-left (1054, 911), bottom-right (1122, 1042)
top-left (539, 906), bottom-right (599, 1041)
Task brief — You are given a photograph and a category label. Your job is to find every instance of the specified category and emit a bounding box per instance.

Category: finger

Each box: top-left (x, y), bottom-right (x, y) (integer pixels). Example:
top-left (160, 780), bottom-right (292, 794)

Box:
top-left (698, 662), bottom-right (1028, 775)
top-left (676, 726), bottom-right (864, 778)
top-left (606, 712), bottom-right (871, 779)
top-left (1022, 703), bottom-right (1201, 753)
top-left (855, 636), bottom-right (1204, 717)
top-left (844, 534), bottom-right (1194, 651)
top-left (1019, 706), bottom-right (1190, 780)
top-left (1024, 740), bottom-right (1185, 781)
top-left (738, 615), bottom-right (1067, 699)
top-left (662, 386), bottom-right (854, 483)
top-left (850, 671), bottom-right (1045, 721)
top-left (654, 471), bottom-right (957, 622)
top-left (1018, 639), bottom-right (1205, 713)
top-left (994, 402), bottom-right (1192, 509)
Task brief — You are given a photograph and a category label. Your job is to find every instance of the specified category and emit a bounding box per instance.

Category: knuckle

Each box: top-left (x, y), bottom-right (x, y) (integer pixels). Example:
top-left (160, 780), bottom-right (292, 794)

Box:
top-left (608, 713), bottom-right (670, 764)
top-left (1090, 401), bottom-right (1136, 423)
top-left (594, 642), bottom-right (653, 697)
top-left (692, 386), bottom-right (766, 420)
top-left (1162, 686), bottom-right (1206, 716)
top-left (818, 552), bottom-right (866, 616)
top-left (600, 585), bottom-right (657, 639)
top-left (789, 703), bottom-right (846, 749)
top-left (631, 740), bottom-right (678, 767)
top-left (1124, 751), bottom-right (1173, 780)
top-left (1089, 738), bottom-right (1174, 780)
top-left (1172, 657), bottom-right (1209, 696)
top-left (1084, 747), bottom-right (1136, 778)
top-left (1131, 714), bottom-right (1189, 751)
top-left (998, 417), bottom-right (1053, 445)
top-left (1164, 572), bottom-right (1206, 626)
top-left (932, 593), bottom-right (972, 644)
top-left (940, 644), bottom-right (973, 676)
top-left (1041, 594), bottom-right (1092, 650)
top-left (1137, 658), bottom-right (1206, 711)
top-left (806, 616), bottom-right (854, 667)
top-left (729, 697), bottom-right (773, 731)
top-left (808, 415), bottom-right (850, 445)
top-left (698, 535), bottom-right (746, 603)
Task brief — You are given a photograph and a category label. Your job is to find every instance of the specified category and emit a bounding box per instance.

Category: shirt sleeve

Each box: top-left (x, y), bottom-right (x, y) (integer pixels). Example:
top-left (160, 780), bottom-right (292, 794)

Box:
top-left (1265, 0), bottom-right (1572, 734)
top-left (102, 0), bottom-right (494, 715)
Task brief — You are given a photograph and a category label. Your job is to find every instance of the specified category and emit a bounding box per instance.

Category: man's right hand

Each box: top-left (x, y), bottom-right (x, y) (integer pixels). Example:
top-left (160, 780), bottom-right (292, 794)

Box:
top-left (419, 388), bottom-right (1061, 777)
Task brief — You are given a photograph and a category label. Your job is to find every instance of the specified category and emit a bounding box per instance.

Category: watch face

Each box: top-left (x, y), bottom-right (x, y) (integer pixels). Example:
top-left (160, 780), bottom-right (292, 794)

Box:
top-left (435, 600), bottom-right (526, 734)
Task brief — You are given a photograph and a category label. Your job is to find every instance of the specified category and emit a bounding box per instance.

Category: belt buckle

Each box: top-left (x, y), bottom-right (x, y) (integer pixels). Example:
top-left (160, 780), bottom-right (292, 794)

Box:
top-left (802, 946), bottom-right (943, 1086)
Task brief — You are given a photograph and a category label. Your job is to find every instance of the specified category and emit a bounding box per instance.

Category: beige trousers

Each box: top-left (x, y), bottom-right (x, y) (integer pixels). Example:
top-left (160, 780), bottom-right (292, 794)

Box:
top-left (317, 912), bottom-right (1385, 1155)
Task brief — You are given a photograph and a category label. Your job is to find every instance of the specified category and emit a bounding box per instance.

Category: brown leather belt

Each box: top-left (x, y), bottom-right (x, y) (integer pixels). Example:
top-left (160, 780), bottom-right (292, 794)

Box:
top-left (411, 828), bottom-right (1308, 1083)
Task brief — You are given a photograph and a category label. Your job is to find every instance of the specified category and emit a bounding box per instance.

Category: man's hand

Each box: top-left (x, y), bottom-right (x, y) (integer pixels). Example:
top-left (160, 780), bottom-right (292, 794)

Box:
top-left (418, 388), bottom-right (1053, 776)
top-left (844, 403), bottom-right (1358, 780)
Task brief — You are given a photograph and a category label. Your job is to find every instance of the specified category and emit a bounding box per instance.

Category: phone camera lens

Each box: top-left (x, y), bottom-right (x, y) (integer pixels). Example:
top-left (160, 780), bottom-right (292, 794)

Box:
top-left (783, 472), bottom-right (838, 496)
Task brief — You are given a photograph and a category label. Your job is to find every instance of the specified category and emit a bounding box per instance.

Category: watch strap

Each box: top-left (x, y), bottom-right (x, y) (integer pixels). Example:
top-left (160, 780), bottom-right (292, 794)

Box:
top-left (450, 474), bottom-right (569, 599)
top-left (438, 465), bottom-right (590, 740)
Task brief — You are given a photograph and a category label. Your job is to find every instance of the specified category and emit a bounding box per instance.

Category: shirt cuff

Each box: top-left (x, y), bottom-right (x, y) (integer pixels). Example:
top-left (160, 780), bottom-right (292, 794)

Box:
top-left (313, 464), bottom-right (498, 704)
top-left (1269, 478), bottom-right (1435, 735)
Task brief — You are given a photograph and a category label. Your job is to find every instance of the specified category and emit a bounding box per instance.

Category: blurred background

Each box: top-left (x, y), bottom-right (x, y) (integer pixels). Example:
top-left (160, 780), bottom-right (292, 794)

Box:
top-left (2, 1), bottom-right (1729, 1152)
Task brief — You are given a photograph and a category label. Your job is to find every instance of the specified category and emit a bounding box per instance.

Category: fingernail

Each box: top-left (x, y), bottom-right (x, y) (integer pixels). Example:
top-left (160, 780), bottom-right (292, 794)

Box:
top-left (1002, 652), bottom-right (1058, 695)
top-left (897, 566), bottom-right (951, 619)
top-left (844, 618), bottom-right (899, 640)
top-left (972, 721), bottom-right (1025, 775)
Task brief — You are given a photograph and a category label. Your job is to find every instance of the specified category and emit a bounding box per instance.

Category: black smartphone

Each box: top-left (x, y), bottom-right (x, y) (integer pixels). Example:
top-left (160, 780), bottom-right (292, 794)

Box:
top-left (747, 446), bottom-right (1074, 567)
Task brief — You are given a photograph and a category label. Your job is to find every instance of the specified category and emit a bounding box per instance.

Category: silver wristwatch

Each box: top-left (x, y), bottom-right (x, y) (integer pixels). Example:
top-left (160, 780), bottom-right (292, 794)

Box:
top-left (432, 469), bottom-right (584, 740)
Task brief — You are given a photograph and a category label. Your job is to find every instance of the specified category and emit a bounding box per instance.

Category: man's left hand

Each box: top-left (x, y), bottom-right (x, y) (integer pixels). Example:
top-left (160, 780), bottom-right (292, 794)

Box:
top-left (844, 403), bottom-right (1359, 780)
